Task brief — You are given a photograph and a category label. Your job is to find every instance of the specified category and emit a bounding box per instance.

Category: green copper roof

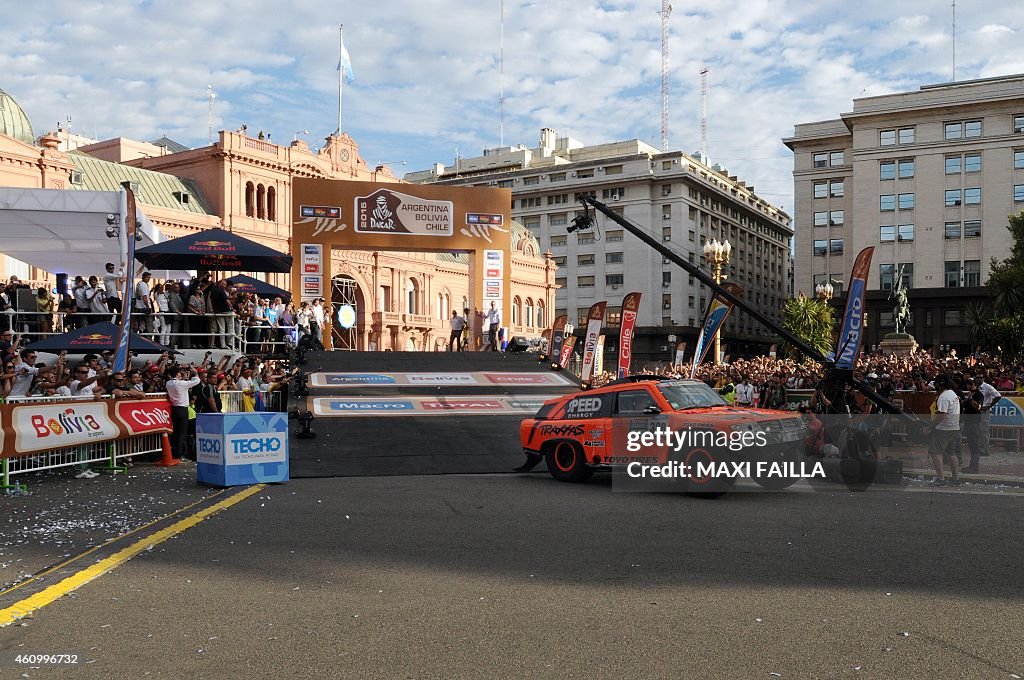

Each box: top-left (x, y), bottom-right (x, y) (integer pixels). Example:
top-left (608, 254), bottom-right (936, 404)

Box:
top-left (0, 88), bottom-right (35, 146)
top-left (68, 151), bottom-right (214, 215)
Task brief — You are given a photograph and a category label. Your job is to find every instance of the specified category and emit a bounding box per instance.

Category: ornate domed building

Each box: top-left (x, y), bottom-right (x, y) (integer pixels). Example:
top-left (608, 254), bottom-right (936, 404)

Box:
top-left (0, 87), bottom-right (35, 145)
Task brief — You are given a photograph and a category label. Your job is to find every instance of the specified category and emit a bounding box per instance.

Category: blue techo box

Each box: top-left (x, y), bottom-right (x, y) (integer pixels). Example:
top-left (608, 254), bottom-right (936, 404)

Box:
top-left (196, 412), bottom-right (289, 487)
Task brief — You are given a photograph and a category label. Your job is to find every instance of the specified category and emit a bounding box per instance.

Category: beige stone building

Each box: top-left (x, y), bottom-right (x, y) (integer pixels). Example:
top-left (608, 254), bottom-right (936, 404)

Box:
top-left (785, 74), bottom-right (1024, 351)
top-left (408, 128), bottom-right (793, 362)
top-left (0, 87), bottom-right (555, 351)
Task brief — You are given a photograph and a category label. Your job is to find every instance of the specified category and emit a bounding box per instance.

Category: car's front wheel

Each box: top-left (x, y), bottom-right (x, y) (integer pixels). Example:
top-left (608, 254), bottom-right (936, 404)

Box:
top-left (545, 440), bottom-right (593, 483)
top-left (676, 446), bottom-right (736, 498)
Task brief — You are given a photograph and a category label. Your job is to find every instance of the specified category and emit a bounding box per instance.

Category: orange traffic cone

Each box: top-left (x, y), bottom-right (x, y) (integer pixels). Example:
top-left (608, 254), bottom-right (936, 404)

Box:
top-left (155, 432), bottom-right (181, 467)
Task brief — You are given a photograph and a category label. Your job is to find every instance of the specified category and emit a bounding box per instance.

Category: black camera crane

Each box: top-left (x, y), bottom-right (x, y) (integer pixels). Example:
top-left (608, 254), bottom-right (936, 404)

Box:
top-left (573, 196), bottom-right (921, 425)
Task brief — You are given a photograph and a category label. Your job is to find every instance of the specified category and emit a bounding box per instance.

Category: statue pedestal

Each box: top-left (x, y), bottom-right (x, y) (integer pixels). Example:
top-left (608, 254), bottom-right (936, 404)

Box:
top-left (879, 333), bottom-right (918, 356)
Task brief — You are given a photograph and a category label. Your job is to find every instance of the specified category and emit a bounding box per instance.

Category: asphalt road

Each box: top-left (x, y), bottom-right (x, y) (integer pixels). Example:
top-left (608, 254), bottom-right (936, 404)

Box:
top-left (1, 473), bottom-right (1022, 679)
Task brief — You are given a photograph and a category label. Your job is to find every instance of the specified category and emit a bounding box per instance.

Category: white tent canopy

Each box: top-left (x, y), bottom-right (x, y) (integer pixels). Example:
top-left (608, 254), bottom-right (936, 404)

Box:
top-left (0, 187), bottom-right (188, 280)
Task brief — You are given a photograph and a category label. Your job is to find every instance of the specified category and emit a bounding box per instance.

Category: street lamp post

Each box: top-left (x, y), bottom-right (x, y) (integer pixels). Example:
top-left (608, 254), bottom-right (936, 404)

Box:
top-left (702, 238), bottom-right (731, 365)
top-left (814, 282), bottom-right (834, 302)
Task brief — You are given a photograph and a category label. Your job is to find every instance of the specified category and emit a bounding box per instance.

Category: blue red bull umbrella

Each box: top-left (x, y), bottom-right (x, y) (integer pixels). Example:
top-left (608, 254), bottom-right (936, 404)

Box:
top-left (24, 321), bottom-right (178, 354)
top-left (134, 227), bottom-right (292, 273)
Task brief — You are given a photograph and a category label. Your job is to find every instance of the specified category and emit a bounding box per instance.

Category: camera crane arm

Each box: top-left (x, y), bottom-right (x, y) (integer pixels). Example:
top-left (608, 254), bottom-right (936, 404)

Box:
top-left (576, 196), bottom-right (919, 421)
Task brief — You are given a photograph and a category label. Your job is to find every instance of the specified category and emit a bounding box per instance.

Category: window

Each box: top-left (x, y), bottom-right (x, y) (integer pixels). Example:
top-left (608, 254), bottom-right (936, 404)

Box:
top-left (511, 297), bottom-right (521, 326)
top-left (898, 224), bottom-right (915, 241)
top-left (944, 122), bottom-right (962, 139)
top-left (830, 151), bottom-right (844, 166)
top-left (945, 156), bottom-right (961, 174)
top-left (662, 271), bottom-right (672, 287)
top-left (244, 182), bottom-right (255, 217)
top-left (1014, 115), bottom-right (1024, 133)
top-left (662, 183), bottom-right (672, 196)
top-left (523, 216), bottom-right (540, 229)
top-left (607, 230), bottom-right (623, 242)
top-left (605, 306), bottom-right (620, 326)
top-left (944, 222), bottom-right (961, 239)
top-left (945, 261), bottom-right (960, 287)
top-left (550, 235), bottom-right (566, 247)
top-left (965, 154), bottom-right (981, 172)
top-left (830, 181), bottom-right (844, 197)
top-left (898, 159), bottom-right (915, 178)
top-left (1014, 150), bottom-right (1024, 169)
top-left (944, 310), bottom-right (964, 327)
top-left (406, 278), bottom-right (419, 314)
top-left (814, 211), bottom-right (828, 227)
top-left (898, 127), bottom-right (915, 144)
top-left (548, 193), bottom-right (568, 205)
top-left (965, 120), bottom-right (982, 138)
top-left (606, 274), bottom-right (624, 286)
top-left (604, 164), bottom-right (623, 175)
top-left (662, 226), bottom-right (672, 242)
top-left (813, 240), bottom-right (827, 256)
top-left (552, 256), bottom-right (566, 267)
top-left (578, 276), bottom-right (595, 287)
top-left (830, 239), bottom-right (844, 255)
top-left (549, 172), bottom-right (566, 182)
top-left (255, 184), bottom-right (265, 219)
top-left (523, 176), bottom-right (540, 186)
top-left (813, 153), bottom-right (827, 168)
top-left (1016, 185), bottom-right (1024, 202)
top-left (830, 210), bottom-right (844, 226)
top-left (898, 193), bottom-right (914, 210)
top-left (549, 213), bottom-right (568, 226)
top-left (602, 187), bottom-right (625, 200)
top-left (879, 311), bottom-right (894, 328)
top-left (606, 252), bottom-right (623, 264)
top-left (662, 205), bottom-right (672, 220)
top-left (880, 161), bottom-right (896, 180)
top-left (577, 308), bottom-right (590, 326)
top-left (688, 229), bottom-right (695, 241)
top-left (945, 189), bottom-right (961, 206)
top-left (880, 264), bottom-right (895, 290)
top-left (577, 254), bottom-right (595, 266)
top-left (880, 129), bottom-right (896, 146)
top-left (964, 260), bottom-right (981, 287)
top-left (880, 194), bottom-right (895, 211)
top-left (880, 225), bottom-right (896, 242)
top-left (662, 294), bottom-right (672, 310)
top-left (813, 181), bottom-right (828, 198)
top-left (578, 233), bottom-right (595, 245)
top-left (555, 277), bottom-right (567, 288)
top-left (946, 120), bottom-right (982, 139)
top-left (964, 188), bottom-right (981, 205)
top-left (899, 264), bottom-right (914, 289)
top-left (267, 187), bottom-right (276, 221)
top-left (964, 220), bottom-right (981, 237)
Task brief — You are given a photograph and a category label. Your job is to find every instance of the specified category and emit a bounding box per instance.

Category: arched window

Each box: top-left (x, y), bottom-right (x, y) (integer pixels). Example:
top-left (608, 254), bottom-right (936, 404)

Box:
top-left (256, 184), bottom-right (266, 219)
top-left (462, 296), bottom-right (469, 314)
top-left (525, 298), bottom-right (534, 327)
top-left (406, 278), bottom-right (419, 315)
top-left (245, 182), bottom-right (255, 217)
top-left (536, 301), bottom-right (545, 327)
top-left (267, 186), bottom-right (277, 221)
top-left (443, 293), bottom-right (450, 320)
top-left (437, 293), bottom-right (443, 320)
top-left (512, 296), bottom-right (521, 326)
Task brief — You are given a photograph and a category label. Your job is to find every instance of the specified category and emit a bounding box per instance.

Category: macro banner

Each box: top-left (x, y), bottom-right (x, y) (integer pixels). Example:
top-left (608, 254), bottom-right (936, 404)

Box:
top-left (0, 397), bottom-right (171, 459)
top-left (835, 247), bottom-right (875, 370)
top-left (617, 292), bottom-right (642, 379)
top-left (579, 301), bottom-right (607, 384)
top-left (690, 283), bottom-right (743, 379)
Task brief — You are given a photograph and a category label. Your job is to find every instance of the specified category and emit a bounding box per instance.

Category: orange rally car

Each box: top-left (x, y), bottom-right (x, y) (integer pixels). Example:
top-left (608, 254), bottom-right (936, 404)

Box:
top-left (519, 377), bottom-right (812, 494)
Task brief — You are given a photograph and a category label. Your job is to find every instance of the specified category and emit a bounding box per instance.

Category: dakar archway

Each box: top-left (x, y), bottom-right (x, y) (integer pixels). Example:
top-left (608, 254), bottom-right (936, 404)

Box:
top-left (291, 178), bottom-right (512, 350)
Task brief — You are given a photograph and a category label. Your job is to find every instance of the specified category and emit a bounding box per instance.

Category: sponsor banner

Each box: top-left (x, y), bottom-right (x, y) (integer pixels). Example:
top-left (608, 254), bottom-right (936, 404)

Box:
top-left (674, 341), bottom-right (687, 367)
top-left (550, 314), bottom-right (569, 360)
top-left (559, 335), bottom-right (577, 369)
top-left (224, 431), bottom-right (288, 466)
top-left (617, 292), bottom-right (642, 379)
top-left (835, 247), bottom-right (874, 370)
top-left (114, 399), bottom-right (172, 435)
top-left (467, 213), bottom-right (504, 227)
top-left (300, 205), bottom-right (341, 219)
top-left (355, 188), bottom-right (453, 237)
top-left (484, 249), bottom-right (504, 278)
top-left (301, 243), bottom-right (323, 275)
top-left (312, 396), bottom-right (546, 417)
top-left (596, 335), bottom-right (606, 376)
top-left (301, 275), bottom-right (322, 300)
top-left (992, 396), bottom-right (1024, 427)
top-left (483, 279), bottom-right (502, 300)
top-left (580, 301), bottom-right (608, 383)
top-left (196, 432), bottom-right (223, 465)
top-left (12, 401), bottom-right (120, 455)
top-left (690, 283), bottom-right (743, 379)
top-left (309, 371), bottom-right (575, 387)
top-left (114, 187), bottom-right (139, 373)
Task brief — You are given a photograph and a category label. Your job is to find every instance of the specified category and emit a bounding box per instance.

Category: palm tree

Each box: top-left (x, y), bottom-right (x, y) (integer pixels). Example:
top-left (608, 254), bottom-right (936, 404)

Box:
top-left (780, 293), bottom-right (834, 360)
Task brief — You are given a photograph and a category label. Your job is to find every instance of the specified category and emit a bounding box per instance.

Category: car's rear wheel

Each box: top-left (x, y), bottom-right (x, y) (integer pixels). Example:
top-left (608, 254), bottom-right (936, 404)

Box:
top-left (545, 440), bottom-right (593, 483)
top-left (676, 447), bottom-right (735, 498)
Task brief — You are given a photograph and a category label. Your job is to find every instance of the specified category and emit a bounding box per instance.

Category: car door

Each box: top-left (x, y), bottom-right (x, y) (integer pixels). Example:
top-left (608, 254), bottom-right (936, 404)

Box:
top-left (608, 387), bottom-right (667, 465)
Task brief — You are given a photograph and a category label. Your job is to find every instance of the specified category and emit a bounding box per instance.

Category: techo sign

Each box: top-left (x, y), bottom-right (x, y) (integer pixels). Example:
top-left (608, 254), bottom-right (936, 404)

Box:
top-left (224, 433), bottom-right (287, 465)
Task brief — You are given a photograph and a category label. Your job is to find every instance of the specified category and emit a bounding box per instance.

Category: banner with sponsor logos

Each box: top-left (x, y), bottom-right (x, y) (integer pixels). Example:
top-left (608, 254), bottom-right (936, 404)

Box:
top-left (579, 302), bottom-right (607, 384)
top-left (114, 186), bottom-right (139, 374)
top-left (690, 283), bottom-right (743, 379)
top-left (308, 371), bottom-right (578, 388)
top-left (550, 314), bottom-right (569, 361)
top-left (301, 243), bottom-right (323, 275)
top-left (617, 292), bottom-right (642, 379)
top-left (311, 395), bottom-right (548, 417)
top-left (834, 247), bottom-right (874, 370)
top-left (559, 335), bottom-right (577, 369)
top-left (1, 397), bottom-right (171, 459)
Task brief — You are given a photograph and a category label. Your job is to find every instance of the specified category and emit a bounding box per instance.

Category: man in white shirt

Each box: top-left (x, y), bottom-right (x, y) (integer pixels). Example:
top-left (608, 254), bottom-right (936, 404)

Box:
top-left (486, 301), bottom-right (501, 352)
top-left (133, 272), bottom-right (154, 335)
top-left (165, 364), bottom-right (201, 461)
top-left (448, 311), bottom-right (465, 351)
top-left (928, 376), bottom-right (961, 487)
top-left (8, 349), bottom-right (39, 397)
top-left (72, 276), bottom-right (89, 329)
top-left (735, 375), bottom-right (755, 407)
top-left (85, 276), bottom-right (107, 324)
top-left (102, 262), bottom-right (124, 314)
top-left (974, 374), bottom-right (1002, 458)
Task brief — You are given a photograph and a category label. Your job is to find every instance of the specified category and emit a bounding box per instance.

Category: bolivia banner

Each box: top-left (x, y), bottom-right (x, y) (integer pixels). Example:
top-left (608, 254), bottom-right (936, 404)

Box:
top-left (834, 247), bottom-right (874, 370)
top-left (559, 335), bottom-right (577, 369)
top-left (113, 186), bottom-right (139, 373)
top-left (580, 301), bottom-right (607, 384)
top-left (690, 283), bottom-right (743, 379)
top-left (617, 292), bottom-right (642, 379)
top-left (550, 314), bottom-right (569, 361)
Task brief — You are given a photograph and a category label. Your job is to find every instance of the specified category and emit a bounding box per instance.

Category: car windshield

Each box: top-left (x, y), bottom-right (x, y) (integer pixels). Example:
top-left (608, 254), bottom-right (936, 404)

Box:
top-left (656, 381), bottom-right (727, 410)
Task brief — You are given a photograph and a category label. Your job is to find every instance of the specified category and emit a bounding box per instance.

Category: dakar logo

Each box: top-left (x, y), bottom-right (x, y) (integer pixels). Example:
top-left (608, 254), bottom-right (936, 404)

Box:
top-left (31, 408), bottom-right (103, 438)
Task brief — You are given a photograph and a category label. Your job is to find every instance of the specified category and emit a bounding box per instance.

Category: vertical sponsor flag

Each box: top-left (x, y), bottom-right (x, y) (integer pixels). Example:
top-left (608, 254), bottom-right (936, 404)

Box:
top-left (579, 301), bottom-right (607, 384)
top-left (834, 247), bottom-right (875, 370)
top-left (550, 314), bottom-right (568, 361)
top-left (113, 187), bottom-right (139, 373)
top-left (689, 283), bottom-right (743, 379)
top-left (595, 335), bottom-right (606, 376)
top-left (559, 335), bottom-right (577, 369)
top-left (617, 292), bottom-right (642, 379)
top-left (674, 341), bottom-right (687, 367)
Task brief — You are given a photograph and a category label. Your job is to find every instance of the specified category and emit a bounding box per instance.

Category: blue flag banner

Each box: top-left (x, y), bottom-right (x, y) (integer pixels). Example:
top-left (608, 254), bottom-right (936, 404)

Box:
top-left (690, 282), bottom-right (743, 379)
top-left (834, 247), bottom-right (875, 370)
top-left (113, 188), bottom-right (139, 374)
top-left (338, 30), bottom-right (355, 83)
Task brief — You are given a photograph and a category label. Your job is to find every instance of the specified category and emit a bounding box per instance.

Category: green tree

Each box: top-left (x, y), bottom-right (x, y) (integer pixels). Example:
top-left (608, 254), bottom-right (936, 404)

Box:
top-left (780, 293), bottom-right (834, 360)
top-left (978, 210), bottom-right (1024, 360)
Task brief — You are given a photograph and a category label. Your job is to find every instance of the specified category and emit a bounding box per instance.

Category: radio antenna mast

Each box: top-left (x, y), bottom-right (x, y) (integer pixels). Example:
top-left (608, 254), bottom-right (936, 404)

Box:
top-left (660, 1), bottom-right (672, 151)
top-left (700, 65), bottom-right (709, 161)
top-left (499, 0), bottom-right (505, 147)
top-left (951, 0), bottom-right (957, 81)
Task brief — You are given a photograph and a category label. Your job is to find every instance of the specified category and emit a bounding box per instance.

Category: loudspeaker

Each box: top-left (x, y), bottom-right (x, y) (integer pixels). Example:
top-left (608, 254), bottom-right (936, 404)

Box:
top-left (506, 336), bottom-right (530, 353)
top-left (15, 288), bottom-right (37, 312)
top-left (56, 273), bottom-right (69, 296)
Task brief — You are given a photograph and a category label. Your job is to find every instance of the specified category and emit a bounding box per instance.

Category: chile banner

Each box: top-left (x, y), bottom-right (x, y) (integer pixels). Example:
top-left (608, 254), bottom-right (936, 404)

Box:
top-left (550, 314), bottom-right (569, 361)
top-left (689, 283), bottom-right (743, 379)
top-left (113, 187), bottom-right (139, 373)
top-left (617, 292), bottom-right (642, 379)
top-left (579, 301), bottom-right (607, 384)
top-left (834, 247), bottom-right (875, 370)
top-left (559, 335), bottom-right (577, 369)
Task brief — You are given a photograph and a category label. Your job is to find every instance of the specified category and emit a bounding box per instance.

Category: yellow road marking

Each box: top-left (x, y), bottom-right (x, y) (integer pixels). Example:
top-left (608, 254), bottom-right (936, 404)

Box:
top-left (0, 484), bottom-right (265, 627)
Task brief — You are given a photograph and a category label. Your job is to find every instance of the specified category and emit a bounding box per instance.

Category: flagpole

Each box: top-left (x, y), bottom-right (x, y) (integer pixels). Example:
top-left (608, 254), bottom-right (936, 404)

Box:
top-left (338, 23), bottom-right (344, 137)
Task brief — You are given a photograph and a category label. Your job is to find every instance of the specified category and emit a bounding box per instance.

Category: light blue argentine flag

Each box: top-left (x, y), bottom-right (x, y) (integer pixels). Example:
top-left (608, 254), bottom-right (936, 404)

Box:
top-left (338, 34), bottom-right (355, 83)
